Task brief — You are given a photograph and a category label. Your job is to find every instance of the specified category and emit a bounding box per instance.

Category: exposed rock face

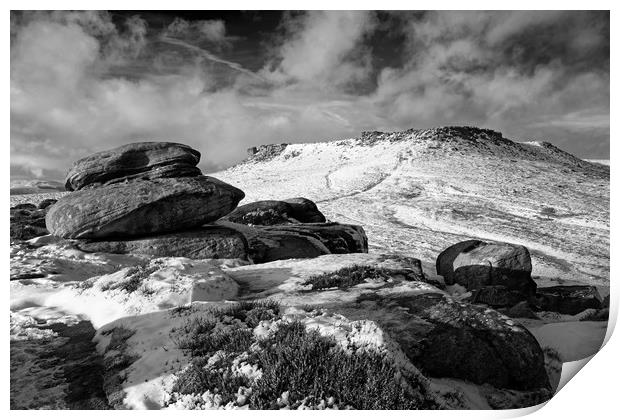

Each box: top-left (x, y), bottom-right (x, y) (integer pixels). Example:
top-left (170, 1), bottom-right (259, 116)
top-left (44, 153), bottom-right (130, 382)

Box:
top-left (244, 143), bottom-right (288, 162)
top-left (436, 240), bottom-right (536, 294)
top-left (260, 223), bottom-right (368, 254)
top-left (221, 197), bottom-right (326, 225)
top-left (469, 285), bottom-right (529, 308)
top-left (221, 200), bottom-right (292, 225)
top-left (219, 221), bottom-right (368, 263)
top-left (602, 294), bottom-right (610, 308)
top-left (70, 220), bottom-right (364, 263)
top-left (342, 293), bottom-right (549, 391)
top-left (282, 197), bottom-right (326, 223)
top-left (217, 221), bottom-right (330, 262)
top-left (225, 254), bottom-right (550, 392)
top-left (503, 301), bottom-right (539, 319)
top-left (11, 204), bottom-right (49, 241)
top-left (65, 142), bottom-right (202, 191)
top-left (37, 199), bottom-right (57, 209)
top-left (436, 239), bottom-right (481, 285)
top-left (73, 226), bottom-right (249, 260)
top-left (534, 286), bottom-right (603, 315)
top-left (46, 176), bottom-right (245, 239)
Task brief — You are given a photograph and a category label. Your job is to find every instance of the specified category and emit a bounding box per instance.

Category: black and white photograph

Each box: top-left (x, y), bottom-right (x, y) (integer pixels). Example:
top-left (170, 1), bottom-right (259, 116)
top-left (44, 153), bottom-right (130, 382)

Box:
top-left (8, 5), bottom-right (612, 412)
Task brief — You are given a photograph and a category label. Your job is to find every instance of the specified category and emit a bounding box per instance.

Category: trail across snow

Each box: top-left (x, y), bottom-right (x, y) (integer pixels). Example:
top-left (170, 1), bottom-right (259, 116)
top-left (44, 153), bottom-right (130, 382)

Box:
top-left (214, 129), bottom-right (609, 287)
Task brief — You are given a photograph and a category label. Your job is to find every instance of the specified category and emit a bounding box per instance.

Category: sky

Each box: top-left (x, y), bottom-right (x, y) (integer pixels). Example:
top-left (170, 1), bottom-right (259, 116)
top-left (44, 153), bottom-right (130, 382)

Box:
top-left (10, 10), bottom-right (610, 180)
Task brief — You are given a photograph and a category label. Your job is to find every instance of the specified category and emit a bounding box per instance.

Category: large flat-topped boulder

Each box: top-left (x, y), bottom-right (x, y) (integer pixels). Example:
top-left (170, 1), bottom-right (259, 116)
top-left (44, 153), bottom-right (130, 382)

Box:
top-left (218, 221), bottom-right (367, 263)
top-left (220, 197), bottom-right (326, 225)
top-left (259, 223), bottom-right (368, 254)
top-left (73, 226), bottom-right (249, 260)
top-left (65, 142), bottom-right (202, 191)
top-left (216, 221), bottom-right (330, 262)
top-left (46, 176), bottom-right (245, 239)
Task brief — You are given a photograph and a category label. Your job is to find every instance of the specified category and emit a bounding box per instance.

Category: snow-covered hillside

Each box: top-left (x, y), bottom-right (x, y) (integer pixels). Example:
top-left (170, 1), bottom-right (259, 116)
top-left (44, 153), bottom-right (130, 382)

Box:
top-left (213, 127), bottom-right (609, 288)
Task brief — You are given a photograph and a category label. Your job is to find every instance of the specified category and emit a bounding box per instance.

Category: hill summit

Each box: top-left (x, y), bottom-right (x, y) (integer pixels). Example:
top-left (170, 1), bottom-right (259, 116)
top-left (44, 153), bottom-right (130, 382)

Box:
top-left (218, 126), bottom-right (609, 285)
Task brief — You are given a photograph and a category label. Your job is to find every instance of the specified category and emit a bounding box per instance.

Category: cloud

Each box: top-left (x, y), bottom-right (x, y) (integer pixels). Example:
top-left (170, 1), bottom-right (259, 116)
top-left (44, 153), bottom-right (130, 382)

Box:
top-left (10, 11), bottom-right (362, 179)
top-left (369, 11), bottom-right (609, 156)
top-left (10, 11), bottom-right (610, 180)
top-left (261, 11), bottom-right (376, 89)
top-left (164, 17), bottom-right (230, 46)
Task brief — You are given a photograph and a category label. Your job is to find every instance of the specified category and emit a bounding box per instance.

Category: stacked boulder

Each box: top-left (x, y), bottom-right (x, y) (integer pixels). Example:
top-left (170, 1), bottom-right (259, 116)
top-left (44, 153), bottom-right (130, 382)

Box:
top-left (46, 142), bottom-right (367, 263)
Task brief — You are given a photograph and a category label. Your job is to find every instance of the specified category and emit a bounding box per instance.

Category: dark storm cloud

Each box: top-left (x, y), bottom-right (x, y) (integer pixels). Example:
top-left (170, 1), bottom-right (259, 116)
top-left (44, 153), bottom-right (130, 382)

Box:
top-left (10, 10), bottom-right (609, 180)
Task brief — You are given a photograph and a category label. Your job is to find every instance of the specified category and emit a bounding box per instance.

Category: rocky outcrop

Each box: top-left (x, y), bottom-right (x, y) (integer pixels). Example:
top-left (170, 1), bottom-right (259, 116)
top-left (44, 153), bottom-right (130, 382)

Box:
top-left (469, 285), bottom-right (529, 308)
top-left (503, 301), bottom-right (539, 319)
top-left (436, 239), bottom-right (481, 285)
top-left (219, 221), bottom-right (368, 263)
top-left (74, 220), bottom-right (367, 263)
top-left (37, 199), bottom-right (57, 209)
top-left (48, 141), bottom-right (364, 262)
top-left (11, 204), bottom-right (49, 241)
top-left (217, 221), bottom-right (330, 262)
top-left (65, 142), bottom-right (202, 191)
top-left (534, 286), bottom-right (603, 315)
top-left (260, 223), bottom-right (367, 254)
top-left (221, 197), bottom-right (326, 225)
top-left (73, 226), bottom-right (249, 260)
top-left (436, 240), bottom-right (536, 295)
top-left (46, 176), bottom-right (245, 239)
top-left (245, 143), bottom-right (288, 162)
top-left (282, 198), bottom-right (326, 223)
top-left (341, 292), bottom-right (549, 391)
top-left (225, 254), bottom-right (550, 392)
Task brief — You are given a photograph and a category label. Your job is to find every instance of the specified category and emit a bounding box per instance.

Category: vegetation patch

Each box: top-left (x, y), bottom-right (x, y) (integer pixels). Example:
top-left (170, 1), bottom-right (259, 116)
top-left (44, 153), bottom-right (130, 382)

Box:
top-left (304, 265), bottom-right (396, 290)
top-left (173, 300), bottom-right (280, 356)
top-left (100, 261), bottom-right (164, 294)
top-left (240, 209), bottom-right (289, 226)
top-left (248, 321), bottom-right (426, 409)
top-left (168, 301), bottom-right (434, 409)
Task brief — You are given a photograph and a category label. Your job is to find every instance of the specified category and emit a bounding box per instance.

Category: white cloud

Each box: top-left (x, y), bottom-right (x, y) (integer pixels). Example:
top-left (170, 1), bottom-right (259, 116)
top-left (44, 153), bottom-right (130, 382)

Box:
top-left (164, 17), bottom-right (229, 45)
top-left (261, 11), bottom-right (375, 88)
top-left (9, 11), bottom-right (610, 180)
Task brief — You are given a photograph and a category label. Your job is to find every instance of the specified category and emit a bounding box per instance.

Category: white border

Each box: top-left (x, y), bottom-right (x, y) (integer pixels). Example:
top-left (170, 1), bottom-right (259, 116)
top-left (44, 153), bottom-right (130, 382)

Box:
top-left (3, 2), bottom-right (616, 418)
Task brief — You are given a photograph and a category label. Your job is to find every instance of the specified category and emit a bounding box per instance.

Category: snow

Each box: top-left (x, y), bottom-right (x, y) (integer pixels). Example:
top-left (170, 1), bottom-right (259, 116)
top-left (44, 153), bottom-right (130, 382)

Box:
top-left (215, 132), bottom-right (609, 286)
top-left (98, 309), bottom-right (190, 409)
top-left (94, 304), bottom-right (439, 410)
top-left (529, 321), bottom-right (608, 362)
top-left (10, 245), bottom-right (244, 329)
top-left (584, 159), bottom-right (610, 166)
top-left (224, 253), bottom-right (442, 307)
